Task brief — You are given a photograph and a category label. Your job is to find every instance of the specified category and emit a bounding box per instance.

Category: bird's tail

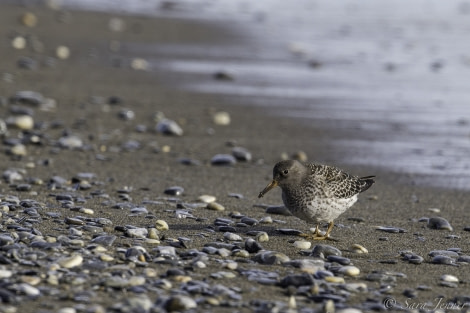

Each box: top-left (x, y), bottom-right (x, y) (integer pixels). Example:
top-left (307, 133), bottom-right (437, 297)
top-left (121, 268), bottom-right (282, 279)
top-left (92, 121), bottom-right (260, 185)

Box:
top-left (359, 176), bottom-right (375, 193)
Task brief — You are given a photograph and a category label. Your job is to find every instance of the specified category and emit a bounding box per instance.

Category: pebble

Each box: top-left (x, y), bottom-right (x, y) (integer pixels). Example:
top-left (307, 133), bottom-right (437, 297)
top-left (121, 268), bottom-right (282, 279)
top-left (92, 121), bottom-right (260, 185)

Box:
top-left (155, 220), bottom-right (169, 231)
top-left (253, 251), bottom-right (290, 265)
top-left (211, 154), bottom-right (237, 166)
top-left (327, 255), bottom-right (351, 265)
top-left (165, 295), bottom-right (197, 312)
top-left (7, 115), bottom-right (34, 130)
top-left (58, 136), bottom-right (83, 149)
top-left (401, 253), bottom-right (424, 264)
top-left (125, 228), bottom-right (148, 238)
top-left (12, 36), bottom-right (26, 49)
top-left (256, 232), bottom-right (269, 242)
top-left (350, 244), bottom-right (368, 254)
top-left (431, 255), bottom-right (456, 265)
top-left (18, 56), bottom-right (38, 70)
top-left (375, 226), bottom-right (407, 233)
top-left (232, 147), bottom-right (252, 161)
top-left (338, 266), bottom-right (361, 277)
top-left (156, 118), bottom-right (183, 136)
top-left (131, 58), bottom-right (149, 71)
top-left (58, 254), bottom-right (83, 268)
top-left (206, 202), bottom-right (225, 211)
top-left (224, 232), bottom-right (242, 241)
top-left (293, 240), bottom-right (312, 250)
top-left (56, 45), bottom-right (70, 59)
top-left (311, 244), bottom-right (342, 258)
top-left (21, 12), bottom-right (38, 27)
top-left (441, 274), bottom-right (459, 282)
top-left (198, 195), bottom-right (216, 203)
top-left (245, 238), bottom-right (263, 253)
top-left (164, 186), bottom-right (184, 196)
top-left (427, 216), bottom-right (453, 231)
top-left (213, 111), bottom-right (231, 125)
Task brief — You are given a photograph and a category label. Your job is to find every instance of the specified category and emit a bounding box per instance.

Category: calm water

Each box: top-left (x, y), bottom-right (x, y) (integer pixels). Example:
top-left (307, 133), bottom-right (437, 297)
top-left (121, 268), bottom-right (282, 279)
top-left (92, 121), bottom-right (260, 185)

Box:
top-left (66, 0), bottom-right (470, 189)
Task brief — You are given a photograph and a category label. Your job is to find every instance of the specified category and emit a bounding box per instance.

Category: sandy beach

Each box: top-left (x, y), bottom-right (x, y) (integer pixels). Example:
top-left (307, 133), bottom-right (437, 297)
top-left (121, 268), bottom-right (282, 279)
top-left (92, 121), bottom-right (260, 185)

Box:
top-left (0, 2), bottom-right (469, 313)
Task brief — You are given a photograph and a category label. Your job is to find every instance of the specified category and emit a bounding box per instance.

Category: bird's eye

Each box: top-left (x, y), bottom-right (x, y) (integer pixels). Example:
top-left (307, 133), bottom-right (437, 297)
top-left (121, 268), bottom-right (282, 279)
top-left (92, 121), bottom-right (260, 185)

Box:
top-left (283, 169), bottom-right (289, 175)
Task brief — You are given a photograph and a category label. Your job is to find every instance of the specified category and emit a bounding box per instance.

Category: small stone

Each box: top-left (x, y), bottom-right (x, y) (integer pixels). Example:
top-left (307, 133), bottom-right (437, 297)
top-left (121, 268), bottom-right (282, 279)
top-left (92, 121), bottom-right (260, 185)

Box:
top-left (253, 250), bottom-right (290, 265)
top-left (12, 36), bottom-right (26, 49)
top-left (327, 255), bottom-right (351, 265)
top-left (259, 216), bottom-right (273, 224)
top-left (155, 220), bottom-right (169, 231)
top-left (164, 186), bottom-right (184, 196)
top-left (118, 109), bottom-right (135, 120)
top-left (126, 228), bottom-right (148, 238)
top-left (198, 195), bottom-right (216, 203)
top-left (291, 150), bottom-right (308, 162)
top-left (245, 238), bottom-right (263, 253)
top-left (9, 144), bottom-right (27, 156)
top-left (293, 240), bottom-right (311, 249)
top-left (165, 295), bottom-right (197, 312)
top-left (206, 202), bottom-right (225, 211)
top-left (338, 265), bottom-right (360, 277)
top-left (58, 136), bottom-right (83, 149)
top-left (131, 58), bottom-right (149, 71)
top-left (402, 253), bottom-right (424, 264)
top-left (58, 254), bottom-right (83, 268)
top-left (224, 232), bottom-right (242, 241)
top-left (156, 119), bottom-right (183, 136)
top-left (91, 235), bottom-right (116, 246)
top-left (311, 244), bottom-right (342, 258)
top-left (324, 276), bottom-right (345, 283)
top-left (431, 255), bottom-right (456, 265)
top-left (350, 244), bottom-right (368, 254)
top-left (213, 111), bottom-right (231, 125)
top-left (428, 208), bottom-right (441, 213)
top-left (375, 226), bottom-right (407, 233)
top-left (441, 274), bottom-right (459, 282)
top-left (21, 12), bottom-right (38, 27)
top-left (211, 154), bottom-right (237, 166)
top-left (12, 90), bottom-right (44, 105)
top-left (79, 208), bottom-right (94, 215)
top-left (7, 115), bottom-right (34, 130)
top-left (256, 232), bottom-right (269, 242)
top-left (427, 217), bottom-right (453, 231)
top-left (18, 56), bottom-right (37, 70)
top-left (232, 147), bottom-right (252, 161)
top-left (56, 45), bottom-right (70, 59)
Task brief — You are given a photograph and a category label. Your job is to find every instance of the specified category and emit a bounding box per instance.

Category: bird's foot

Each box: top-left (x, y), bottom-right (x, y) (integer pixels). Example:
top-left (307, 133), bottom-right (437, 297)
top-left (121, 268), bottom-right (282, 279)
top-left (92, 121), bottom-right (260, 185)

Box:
top-left (298, 232), bottom-right (337, 241)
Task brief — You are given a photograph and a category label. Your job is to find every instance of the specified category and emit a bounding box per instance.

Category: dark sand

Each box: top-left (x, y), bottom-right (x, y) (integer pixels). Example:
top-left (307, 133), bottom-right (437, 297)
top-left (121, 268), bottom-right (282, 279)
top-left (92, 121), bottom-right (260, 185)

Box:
top-left (1, 3), bottom-right (469, 312)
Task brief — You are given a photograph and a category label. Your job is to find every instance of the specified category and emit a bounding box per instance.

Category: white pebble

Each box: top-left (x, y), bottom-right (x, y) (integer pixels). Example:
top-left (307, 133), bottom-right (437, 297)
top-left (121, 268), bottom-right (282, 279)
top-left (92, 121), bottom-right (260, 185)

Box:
top-left (206, 202), bottom-right (225, 211)
top-left (56, 45), bottom-right (70, 59)
top-left (155, 220), bottom-right (169, 231)
top-left (0, 269), bottom-right (13, 278)
top-left (193, 261), bottom-right (206, 269)
top-left (213, 111), bottom-right (231, 125)
top-left (18, 283), bottom-right (40, 296)
top-left (9, 115), bottom-right (34, 130)
top-left (339, 266), bottom-right (360, 277)
top-left (78, 208), bottom-right (94, 215)
top-left (108, 17), bottom-right (125, 32)
top-left (325, 276), bottom-right (345, 283)
top-left (131, 58), bottom-right (149, 71)
top-left (198, 195), bottom-right (216, 203)
top-left (351, 244), bottom-right (368, 254)
top-left (10, 144), bottom-right (27, 156)
top-left (224, 232), bottom-right (242, 241)
top-left (256, 232), bottom-right (269, 242)
top-left (441, 274), bottom-right (459, 282)
top-left (259, 216), bottom-right (273, 224)
top-left (293, 240), bottom-right (312, 249)
top-left (57, 308), bottom-right (76, 313)
top-left (12, 36), bottom-right (26, 49)
top-left (58, 254), bottom-right (83, 268)
top-left (223, 261), bottom-right (238, 270)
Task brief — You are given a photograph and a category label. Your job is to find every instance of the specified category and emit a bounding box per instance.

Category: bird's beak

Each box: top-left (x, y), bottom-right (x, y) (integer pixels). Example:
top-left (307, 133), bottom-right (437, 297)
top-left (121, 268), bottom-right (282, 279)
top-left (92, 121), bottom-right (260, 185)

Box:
top-left (258, 180), bottom-right (278, 198)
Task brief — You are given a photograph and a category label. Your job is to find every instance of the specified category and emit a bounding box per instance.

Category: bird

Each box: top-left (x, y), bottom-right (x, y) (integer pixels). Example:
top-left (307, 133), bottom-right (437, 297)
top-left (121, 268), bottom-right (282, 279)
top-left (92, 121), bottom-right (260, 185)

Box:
top-left (258, 160), bottom-right (375, 240)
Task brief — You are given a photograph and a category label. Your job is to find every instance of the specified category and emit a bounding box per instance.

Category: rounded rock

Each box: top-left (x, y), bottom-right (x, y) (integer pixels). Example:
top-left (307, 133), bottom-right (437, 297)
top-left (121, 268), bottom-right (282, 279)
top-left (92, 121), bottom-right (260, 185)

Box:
top-left (351, 244), bottom-right (368, 254)
top-left (256, 232), bottom-right (269, 242)
top-left (427, 217), bottom-right (453, 231)
top-left (211, 154), bottom-right (237, 166)
top-left (293, 240), bottom-right (312, 250)
top-left (164, 186), bottom-right (184, 196)
top-left (156, 119), bottom-right (183, 136)
top-left (232, 147), bottom-right (252, 162)
top-left (441, 274), bottom-right (459, 282)
top-left (58, 254), bottom-right (83, 268)
top-left (206, 202), bottom-right (225, 211)
top-left (213, 111), bottom-right (231, 125)
top-left (155, 220), bottom-right (169, 231)
top-left (198, 195), bottom-right (216, 203)
top-left (311, 244), bottom-right (342, 259)
top-left (338, 265), bottom-right (360, 277)
top-left (165, 295), bottom-right (197, 312)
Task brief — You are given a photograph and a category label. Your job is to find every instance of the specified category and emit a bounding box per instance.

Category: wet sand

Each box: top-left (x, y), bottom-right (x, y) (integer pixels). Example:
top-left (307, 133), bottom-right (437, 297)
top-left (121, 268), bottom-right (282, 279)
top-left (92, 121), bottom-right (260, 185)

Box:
top-left (1, 3), bottom-right (469, 313)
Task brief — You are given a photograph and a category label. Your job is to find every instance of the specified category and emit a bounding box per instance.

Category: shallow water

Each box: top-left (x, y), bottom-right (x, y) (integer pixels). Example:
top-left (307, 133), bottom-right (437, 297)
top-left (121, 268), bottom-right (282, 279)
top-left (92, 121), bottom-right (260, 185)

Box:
top-left (66, 0), bottom-right (470, 189)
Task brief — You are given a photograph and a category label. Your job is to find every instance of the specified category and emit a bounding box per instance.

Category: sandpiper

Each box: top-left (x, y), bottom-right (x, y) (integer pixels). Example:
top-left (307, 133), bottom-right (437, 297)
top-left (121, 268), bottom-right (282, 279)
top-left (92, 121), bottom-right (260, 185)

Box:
top-left (259, 160), bottom-right (374, 240)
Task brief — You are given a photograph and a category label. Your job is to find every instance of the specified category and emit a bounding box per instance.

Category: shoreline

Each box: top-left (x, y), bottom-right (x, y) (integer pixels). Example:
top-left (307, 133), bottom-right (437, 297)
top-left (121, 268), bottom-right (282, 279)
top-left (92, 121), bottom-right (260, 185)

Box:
top-left (0, 3), bottom-right (469, 313)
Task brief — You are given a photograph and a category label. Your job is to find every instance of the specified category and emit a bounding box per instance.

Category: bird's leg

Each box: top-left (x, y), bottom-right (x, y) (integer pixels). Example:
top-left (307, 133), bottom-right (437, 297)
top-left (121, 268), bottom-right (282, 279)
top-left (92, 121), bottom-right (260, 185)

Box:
top-left (312, 222), bottom-right (334, 240)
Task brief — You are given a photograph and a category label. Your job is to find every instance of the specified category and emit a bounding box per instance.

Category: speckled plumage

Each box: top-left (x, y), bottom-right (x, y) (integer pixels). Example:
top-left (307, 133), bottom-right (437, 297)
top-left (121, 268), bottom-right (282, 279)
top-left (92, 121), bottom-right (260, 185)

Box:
top-left (259, 160), bottom-right (375, 240)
